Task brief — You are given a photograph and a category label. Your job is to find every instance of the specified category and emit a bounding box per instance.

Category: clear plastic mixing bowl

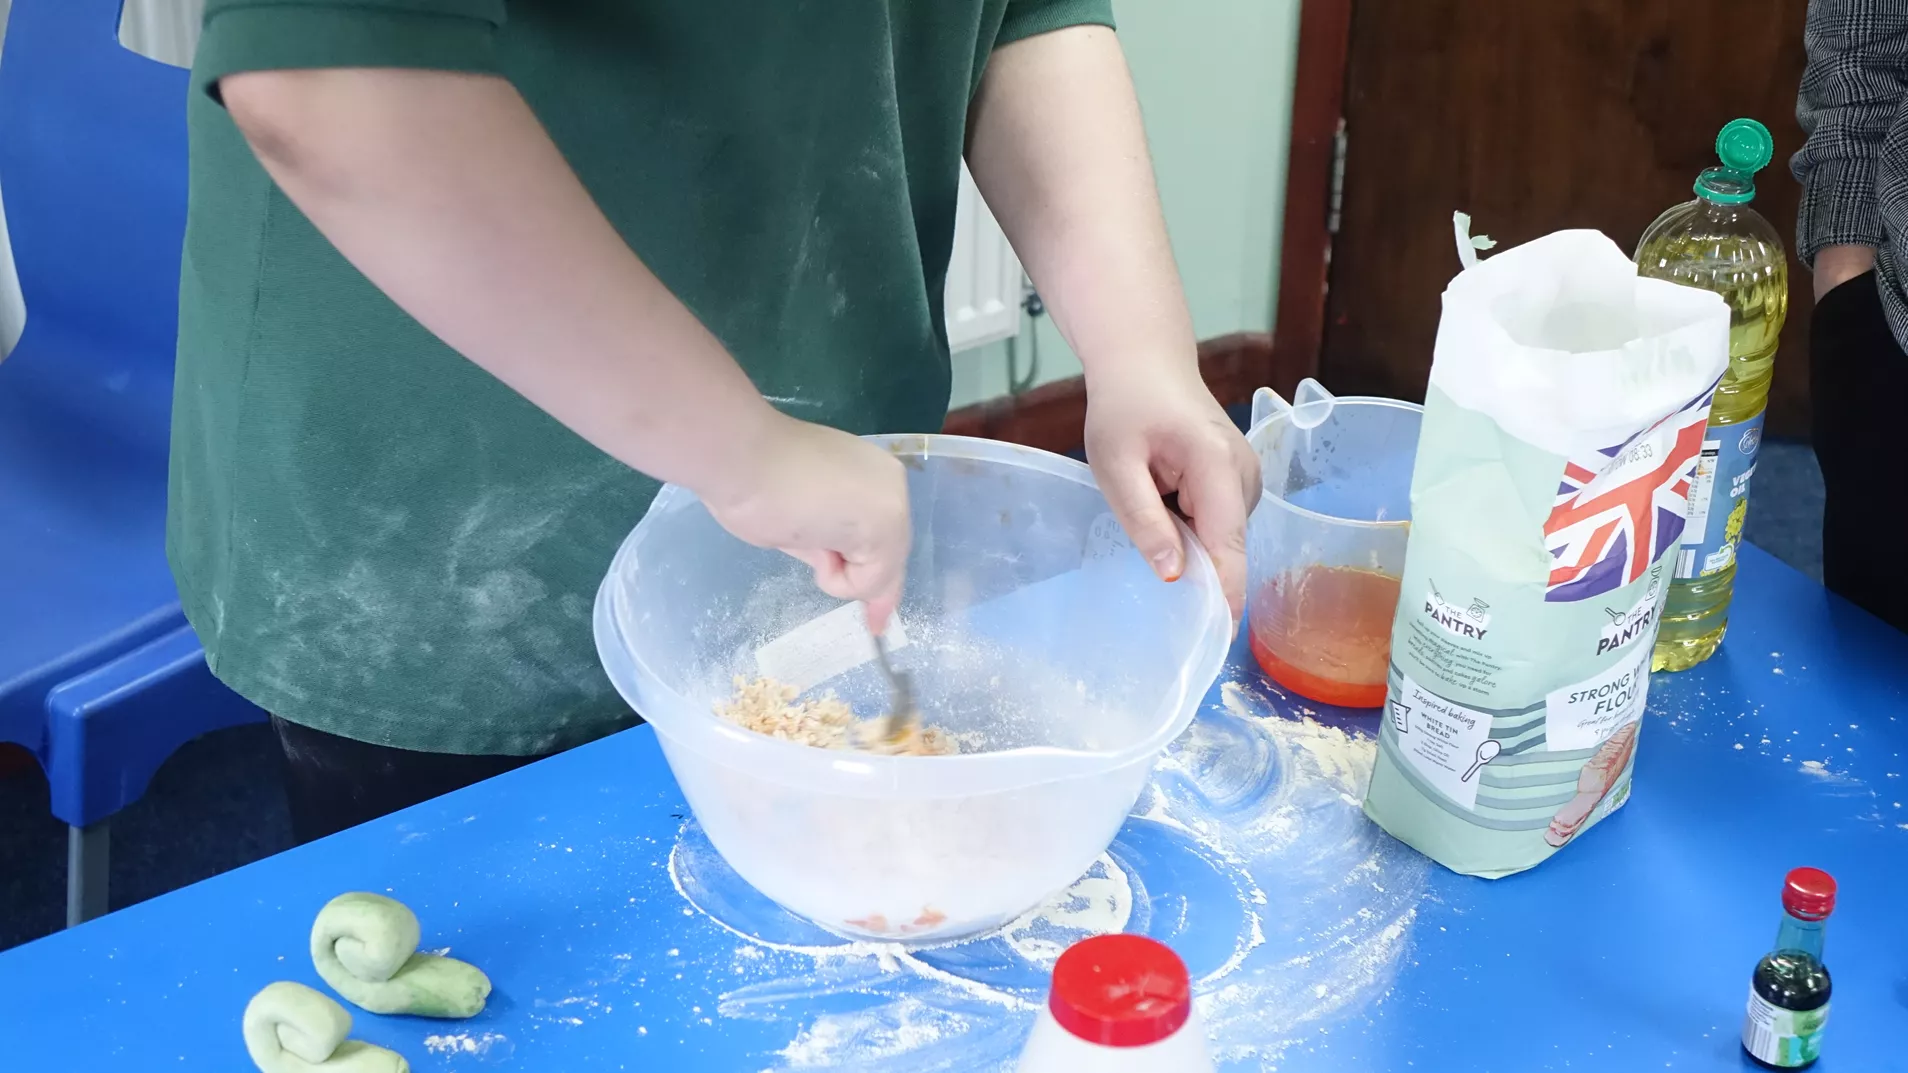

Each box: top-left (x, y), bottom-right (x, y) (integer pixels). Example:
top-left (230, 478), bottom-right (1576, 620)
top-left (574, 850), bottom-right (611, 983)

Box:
top-left (594, 435), bottom-right (1230, 943)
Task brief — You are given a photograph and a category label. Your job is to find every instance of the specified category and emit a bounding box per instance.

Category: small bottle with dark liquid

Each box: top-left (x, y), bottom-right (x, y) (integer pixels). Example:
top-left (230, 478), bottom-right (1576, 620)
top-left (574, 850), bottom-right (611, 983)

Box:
top-left (1741, 867), bottom-right (1835, 1069)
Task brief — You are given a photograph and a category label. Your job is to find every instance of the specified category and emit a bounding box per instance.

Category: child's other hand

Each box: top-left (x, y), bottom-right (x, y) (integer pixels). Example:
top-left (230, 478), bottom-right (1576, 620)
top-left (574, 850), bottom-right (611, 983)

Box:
top-left (704, 415), bottom-right (911, 633)
top-left (1084, 365), bottom-right (1260, 621)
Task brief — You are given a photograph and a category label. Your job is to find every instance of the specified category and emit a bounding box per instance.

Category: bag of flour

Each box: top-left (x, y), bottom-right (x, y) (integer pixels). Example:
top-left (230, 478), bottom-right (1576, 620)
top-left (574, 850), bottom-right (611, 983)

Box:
top-left (1361, 224), bottom-right (1729, 878)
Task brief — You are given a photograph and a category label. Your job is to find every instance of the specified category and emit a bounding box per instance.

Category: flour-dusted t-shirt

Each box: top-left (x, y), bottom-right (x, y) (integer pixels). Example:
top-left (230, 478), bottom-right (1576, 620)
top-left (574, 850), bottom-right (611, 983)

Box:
top-left (167, 0), bottom-right (1114, 754)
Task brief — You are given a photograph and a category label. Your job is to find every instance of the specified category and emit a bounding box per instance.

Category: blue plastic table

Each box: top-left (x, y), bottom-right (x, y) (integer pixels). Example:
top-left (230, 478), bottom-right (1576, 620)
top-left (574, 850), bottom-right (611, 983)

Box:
top-left (2, 544), bottom-right (1903, 1072)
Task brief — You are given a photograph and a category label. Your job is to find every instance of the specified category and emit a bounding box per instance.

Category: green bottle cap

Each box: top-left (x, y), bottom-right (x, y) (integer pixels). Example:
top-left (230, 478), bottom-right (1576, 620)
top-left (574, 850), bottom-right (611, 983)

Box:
top-left (1695, 117), bottom-right (1773, 204)
top-left (1716, 118), bottom-right (1774, 173)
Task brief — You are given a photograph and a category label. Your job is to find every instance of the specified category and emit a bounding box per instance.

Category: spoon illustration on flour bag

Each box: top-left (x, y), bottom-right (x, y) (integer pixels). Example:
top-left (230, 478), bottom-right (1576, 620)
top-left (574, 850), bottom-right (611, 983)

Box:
top-left (1462, 739), bottom-right (1501, 783)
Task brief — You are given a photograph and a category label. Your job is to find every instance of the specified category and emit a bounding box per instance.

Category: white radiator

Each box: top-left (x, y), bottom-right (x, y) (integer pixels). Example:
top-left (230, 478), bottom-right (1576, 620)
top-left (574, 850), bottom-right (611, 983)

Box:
top-left (945, 165), bottom-right (1025, 353)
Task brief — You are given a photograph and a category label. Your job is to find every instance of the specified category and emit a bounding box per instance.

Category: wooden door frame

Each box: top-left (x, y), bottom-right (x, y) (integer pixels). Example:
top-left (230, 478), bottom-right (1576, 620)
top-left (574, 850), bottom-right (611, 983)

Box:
top-left (943, 0), bottom-right (1356, 451)
top-left (1269, 0), bottom-right (1354, 395)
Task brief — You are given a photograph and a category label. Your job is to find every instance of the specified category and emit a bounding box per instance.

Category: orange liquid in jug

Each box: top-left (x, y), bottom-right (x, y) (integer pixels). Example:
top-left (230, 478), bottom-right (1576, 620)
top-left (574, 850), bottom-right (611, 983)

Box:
top-left (1248, 565), bottom-right (1402, 708)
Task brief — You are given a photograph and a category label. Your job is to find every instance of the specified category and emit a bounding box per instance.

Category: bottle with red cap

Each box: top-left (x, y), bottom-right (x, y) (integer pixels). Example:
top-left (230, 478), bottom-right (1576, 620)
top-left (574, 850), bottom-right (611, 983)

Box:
top-left (1017, 934), bottom-right (1215, 1073)
top-left (1742, 867), bottom-right (1836, 1069)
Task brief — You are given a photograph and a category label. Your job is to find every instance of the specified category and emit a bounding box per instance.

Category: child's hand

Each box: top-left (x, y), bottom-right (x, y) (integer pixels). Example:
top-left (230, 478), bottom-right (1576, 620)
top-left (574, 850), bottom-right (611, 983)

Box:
top-left (704, 415), bottom-right (912, 633)
top-left (1084, 365), bottom-right (1260, 620)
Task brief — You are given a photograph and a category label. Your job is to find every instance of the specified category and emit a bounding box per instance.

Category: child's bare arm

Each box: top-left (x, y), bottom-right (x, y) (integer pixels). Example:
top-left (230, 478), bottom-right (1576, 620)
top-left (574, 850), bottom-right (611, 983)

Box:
top-left (222, 68), bottom-right (909, 627)
top-left (967, 26), bottom-right (1258, 618)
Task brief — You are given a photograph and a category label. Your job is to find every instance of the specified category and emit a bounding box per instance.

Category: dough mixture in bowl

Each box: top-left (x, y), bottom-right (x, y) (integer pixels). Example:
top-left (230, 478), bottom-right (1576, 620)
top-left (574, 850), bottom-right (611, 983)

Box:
top-left (716, 676), bottom-right (957, 757)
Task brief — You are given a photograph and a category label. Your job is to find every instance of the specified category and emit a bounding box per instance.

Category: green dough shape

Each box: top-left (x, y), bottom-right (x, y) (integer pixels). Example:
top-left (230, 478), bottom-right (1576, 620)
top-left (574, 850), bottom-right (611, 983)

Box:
top-left (311, 892), bottom-right (491, 1018)
top-left (243, 981), bottom-right (410, 1073)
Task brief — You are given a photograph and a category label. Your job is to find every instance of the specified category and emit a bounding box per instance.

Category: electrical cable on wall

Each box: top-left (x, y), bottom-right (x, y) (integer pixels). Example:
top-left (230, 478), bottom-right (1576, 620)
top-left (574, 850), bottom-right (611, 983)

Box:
top-left (1006, 285), bottom-right (1045, 396)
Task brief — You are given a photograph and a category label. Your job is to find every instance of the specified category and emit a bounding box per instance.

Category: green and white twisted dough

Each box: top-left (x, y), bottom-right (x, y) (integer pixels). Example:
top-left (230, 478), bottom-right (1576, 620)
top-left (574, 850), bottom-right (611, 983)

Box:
top-left (242, 982), bottom-right (409, 1073)
top-left (310, 892), bottom-right (491, 1018)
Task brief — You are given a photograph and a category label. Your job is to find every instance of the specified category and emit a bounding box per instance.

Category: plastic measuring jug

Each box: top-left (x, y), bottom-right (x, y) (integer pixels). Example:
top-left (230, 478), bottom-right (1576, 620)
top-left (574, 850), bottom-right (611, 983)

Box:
top-left (1244, 379), bottom-right (1421, 708)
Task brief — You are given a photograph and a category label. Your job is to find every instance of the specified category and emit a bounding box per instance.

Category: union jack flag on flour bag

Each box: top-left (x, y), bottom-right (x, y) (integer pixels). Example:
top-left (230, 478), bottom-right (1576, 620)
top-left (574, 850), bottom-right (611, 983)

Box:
top-left (1543, 382), bottom-right (1718, 602)
top-left (1364, 226), bottom-right (1728, 879)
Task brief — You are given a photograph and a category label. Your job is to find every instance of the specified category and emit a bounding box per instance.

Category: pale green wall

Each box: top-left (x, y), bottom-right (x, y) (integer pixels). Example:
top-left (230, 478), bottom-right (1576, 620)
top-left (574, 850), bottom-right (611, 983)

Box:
top-left (949, 0), bottom-right (1303, 409)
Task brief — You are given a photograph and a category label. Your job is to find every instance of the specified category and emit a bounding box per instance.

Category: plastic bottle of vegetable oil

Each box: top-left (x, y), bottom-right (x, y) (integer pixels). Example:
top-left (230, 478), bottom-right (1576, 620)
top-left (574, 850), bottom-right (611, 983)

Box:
top-left (1634, 118), bottom-right (1789, 672)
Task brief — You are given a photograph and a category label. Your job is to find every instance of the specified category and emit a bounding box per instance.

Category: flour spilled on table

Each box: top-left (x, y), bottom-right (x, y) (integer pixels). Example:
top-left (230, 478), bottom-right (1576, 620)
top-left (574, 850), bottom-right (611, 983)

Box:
top-left (1158, 682), bottom-right (1427, 1065)
top-left (668, 677), bottom-right (1428, 1071)
top-left (1000, 855), bottom-right (1133, 963)
top-left (421, 1031), bottom-right (511, 1059)
top-left (776, 996), bottom-right (972, 1067)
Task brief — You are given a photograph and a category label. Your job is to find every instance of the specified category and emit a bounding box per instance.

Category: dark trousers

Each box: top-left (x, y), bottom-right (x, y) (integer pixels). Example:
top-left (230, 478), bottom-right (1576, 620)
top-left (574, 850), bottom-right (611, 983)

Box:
top-left (272, 715), bottom-right (551, 844)
top-left (1810, 271), bottom-right (1908, 633)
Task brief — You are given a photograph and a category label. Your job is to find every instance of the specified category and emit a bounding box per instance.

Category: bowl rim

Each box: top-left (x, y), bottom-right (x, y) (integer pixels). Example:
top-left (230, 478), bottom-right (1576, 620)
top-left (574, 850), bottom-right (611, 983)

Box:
top-left (592, 433), bottom-right (1233, 799)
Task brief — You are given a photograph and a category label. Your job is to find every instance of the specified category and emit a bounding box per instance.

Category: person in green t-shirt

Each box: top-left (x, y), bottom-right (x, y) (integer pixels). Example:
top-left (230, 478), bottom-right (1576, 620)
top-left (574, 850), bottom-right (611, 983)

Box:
top-left (169, 0), bottom-right (1261, 842)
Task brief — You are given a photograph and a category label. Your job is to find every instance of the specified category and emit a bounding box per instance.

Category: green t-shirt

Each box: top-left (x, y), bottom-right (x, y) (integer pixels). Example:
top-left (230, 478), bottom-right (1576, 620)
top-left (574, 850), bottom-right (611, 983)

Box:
top-left (168, 0), bottom-right (1113, 755)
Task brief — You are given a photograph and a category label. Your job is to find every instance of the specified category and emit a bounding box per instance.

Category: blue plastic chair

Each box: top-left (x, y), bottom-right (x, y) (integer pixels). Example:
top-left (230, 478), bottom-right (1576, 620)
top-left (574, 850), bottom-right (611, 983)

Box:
top-left (0, 0), bottom-right (265, 925)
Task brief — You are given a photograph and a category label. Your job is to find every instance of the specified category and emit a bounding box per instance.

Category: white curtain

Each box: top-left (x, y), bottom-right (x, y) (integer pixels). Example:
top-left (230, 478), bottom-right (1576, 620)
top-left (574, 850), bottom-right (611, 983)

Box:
top-left (0, 0), bottom-right (201, 359)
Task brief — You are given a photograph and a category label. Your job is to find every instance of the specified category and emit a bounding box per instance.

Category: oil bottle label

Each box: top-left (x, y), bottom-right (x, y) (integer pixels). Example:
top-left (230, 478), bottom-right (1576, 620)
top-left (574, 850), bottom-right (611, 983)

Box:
top-left (1676, 410), bottom-right (1764, 580)
top-left (1742, 988), bottom-right (1826, 1067)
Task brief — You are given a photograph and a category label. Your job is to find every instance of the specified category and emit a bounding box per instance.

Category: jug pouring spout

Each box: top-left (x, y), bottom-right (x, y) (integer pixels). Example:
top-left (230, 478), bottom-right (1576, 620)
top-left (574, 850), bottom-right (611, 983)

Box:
top-left (1249, 386), bottom-right (1285, 431)
top-left (1250, 377), bottom-right (1338, 433)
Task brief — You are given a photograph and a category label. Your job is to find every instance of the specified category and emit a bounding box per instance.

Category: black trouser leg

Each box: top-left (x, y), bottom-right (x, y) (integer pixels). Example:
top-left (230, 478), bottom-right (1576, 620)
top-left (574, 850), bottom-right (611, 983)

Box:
top-left (271, 715), bottom-right (550, 844)
top-left (1810, 271), bottom-right (1908, 633)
